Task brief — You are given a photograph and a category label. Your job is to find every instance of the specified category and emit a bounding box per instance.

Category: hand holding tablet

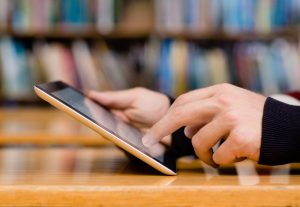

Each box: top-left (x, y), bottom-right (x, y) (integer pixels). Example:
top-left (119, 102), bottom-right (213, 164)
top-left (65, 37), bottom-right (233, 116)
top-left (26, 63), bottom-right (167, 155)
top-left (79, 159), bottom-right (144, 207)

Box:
top-left (34, 81), bottom-right (176, 175)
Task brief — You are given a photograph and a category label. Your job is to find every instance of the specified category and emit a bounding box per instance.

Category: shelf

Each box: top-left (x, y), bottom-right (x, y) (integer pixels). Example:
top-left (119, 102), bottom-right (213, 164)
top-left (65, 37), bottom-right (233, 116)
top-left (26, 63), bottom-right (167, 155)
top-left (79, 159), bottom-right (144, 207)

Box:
top-left (0, 27), bottom-right (299, 40)
top-left (156, 27), bottom-right (300, 41)
top-left (0, 27), bottom-right (152, 39)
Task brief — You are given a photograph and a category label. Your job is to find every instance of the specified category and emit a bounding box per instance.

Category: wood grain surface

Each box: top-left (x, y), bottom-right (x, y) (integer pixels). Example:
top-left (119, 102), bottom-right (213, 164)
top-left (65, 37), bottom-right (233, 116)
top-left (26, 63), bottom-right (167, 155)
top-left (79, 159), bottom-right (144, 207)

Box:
top-left (0, 108), bottom-right (299, 206)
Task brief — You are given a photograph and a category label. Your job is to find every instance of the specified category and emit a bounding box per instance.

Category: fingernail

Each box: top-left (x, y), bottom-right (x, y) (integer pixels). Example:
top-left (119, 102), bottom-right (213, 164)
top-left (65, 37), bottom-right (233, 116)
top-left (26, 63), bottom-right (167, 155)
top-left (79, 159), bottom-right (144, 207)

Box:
top-left (184, 127), bottom-right (191, 138)
top-left (142, 134), bottom-right (155, 147)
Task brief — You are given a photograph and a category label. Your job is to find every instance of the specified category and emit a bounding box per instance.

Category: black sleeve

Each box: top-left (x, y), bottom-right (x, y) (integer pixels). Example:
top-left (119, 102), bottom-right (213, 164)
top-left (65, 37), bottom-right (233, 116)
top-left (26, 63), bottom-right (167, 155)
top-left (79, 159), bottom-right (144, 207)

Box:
top-left (170, 127), bottom-right (196, 158)
top-left (259, 97), bottom-right (300, 165)
top-left (167, 96), bottom-right (196, 159)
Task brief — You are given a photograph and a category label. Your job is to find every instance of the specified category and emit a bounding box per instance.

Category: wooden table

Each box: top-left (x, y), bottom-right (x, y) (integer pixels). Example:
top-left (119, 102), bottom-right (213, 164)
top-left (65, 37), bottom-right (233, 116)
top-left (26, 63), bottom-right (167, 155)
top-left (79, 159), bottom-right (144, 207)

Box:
top-left (0, 108), bottom-right (299, 206)
top-left (0, 108), bottom-right (108, 146)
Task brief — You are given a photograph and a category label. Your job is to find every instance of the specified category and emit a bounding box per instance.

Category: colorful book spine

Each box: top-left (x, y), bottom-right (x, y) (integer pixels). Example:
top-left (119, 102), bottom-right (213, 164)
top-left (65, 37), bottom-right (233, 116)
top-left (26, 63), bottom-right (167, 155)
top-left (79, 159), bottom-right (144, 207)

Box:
top-left (2, 0), bottom-right (300, 34)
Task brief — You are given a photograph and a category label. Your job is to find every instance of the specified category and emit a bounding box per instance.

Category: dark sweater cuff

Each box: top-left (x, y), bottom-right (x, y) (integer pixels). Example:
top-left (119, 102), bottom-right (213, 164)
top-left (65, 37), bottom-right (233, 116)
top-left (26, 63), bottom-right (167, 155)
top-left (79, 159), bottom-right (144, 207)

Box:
top-left (259, 97), bottom-right (300, 165)
top-left (167, 96), bottom-right (196, 158)
top-left (171, 127), bottom-right (196, 158)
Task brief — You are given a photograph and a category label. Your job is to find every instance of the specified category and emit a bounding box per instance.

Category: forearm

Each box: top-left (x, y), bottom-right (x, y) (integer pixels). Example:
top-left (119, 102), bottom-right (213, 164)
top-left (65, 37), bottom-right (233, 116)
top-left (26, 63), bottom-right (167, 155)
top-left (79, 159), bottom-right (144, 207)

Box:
top-left (259, 97), bottom-right (300, 165)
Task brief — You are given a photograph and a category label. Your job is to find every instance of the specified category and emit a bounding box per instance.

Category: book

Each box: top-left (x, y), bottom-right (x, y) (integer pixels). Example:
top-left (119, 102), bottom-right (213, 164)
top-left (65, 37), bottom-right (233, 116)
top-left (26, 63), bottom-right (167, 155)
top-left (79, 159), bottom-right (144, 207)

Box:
top-left (0, 39), bottom-right (33, 100)
top-left (2, 0), bottom-right (300, 35)
top-left (170, 40), bottom-right (188, 96)
top-left (91, 46), bottom-right (112, 91)
top-left (35, 43), bottom-right (77, 87)
top-left (96, 0), bottom-right (114, 33)
top-left (72, 40), bottom-right (101, 92)
top-left (142, 37), bottom-right (160, 89)
top-left (1, 36), bottom-right (300, 101)
top-left (206, 49), bottom-right (230, 84)
top-left (157, 39), bottom-right (173, 95)
top-left (0, 0), bottom-right (9, 30)
top-left (94, 42), bottom-right (130, 90)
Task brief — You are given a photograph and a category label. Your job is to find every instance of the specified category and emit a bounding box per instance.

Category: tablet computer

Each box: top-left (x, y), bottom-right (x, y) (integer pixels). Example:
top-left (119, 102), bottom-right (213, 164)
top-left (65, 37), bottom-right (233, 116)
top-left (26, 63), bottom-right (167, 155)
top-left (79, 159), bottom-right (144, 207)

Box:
top-left (34, 81), bottom-right (176, 175)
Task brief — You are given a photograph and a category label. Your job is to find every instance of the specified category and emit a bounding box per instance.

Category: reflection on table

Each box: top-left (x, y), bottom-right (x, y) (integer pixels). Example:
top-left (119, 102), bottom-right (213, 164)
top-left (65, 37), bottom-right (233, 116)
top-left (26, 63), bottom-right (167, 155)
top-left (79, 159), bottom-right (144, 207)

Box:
top-left (0, 144), bottom-right (300, 206)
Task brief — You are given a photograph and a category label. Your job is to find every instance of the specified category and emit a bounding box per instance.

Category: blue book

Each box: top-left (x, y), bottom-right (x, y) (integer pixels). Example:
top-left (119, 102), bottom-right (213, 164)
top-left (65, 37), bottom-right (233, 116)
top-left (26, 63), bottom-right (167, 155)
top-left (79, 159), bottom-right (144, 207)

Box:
top-left (187, 44), bottom-right (198, 89)
top-left (240, 0), bottom-right (255, 32)
top-left (222, 0), bottom-right (240, 33)
top-left (187, 44), bottom-right (209, 89)
top-left (156, 39), bottom-right (173, 96)
top-left (62, 0), bottom-right (88, 27)
top-left (0, 39), bottom-right (32, 99)
top-left (195, 49), bottom-right (209, 88)
top-left (185, 0), bottom-right (200, 30)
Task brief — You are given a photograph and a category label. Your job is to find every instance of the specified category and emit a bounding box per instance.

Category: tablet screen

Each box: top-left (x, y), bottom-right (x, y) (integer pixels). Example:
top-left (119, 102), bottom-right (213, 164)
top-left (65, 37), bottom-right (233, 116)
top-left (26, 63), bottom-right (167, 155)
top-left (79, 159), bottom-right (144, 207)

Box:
top-left (36, 81), bottom-right (176, 172)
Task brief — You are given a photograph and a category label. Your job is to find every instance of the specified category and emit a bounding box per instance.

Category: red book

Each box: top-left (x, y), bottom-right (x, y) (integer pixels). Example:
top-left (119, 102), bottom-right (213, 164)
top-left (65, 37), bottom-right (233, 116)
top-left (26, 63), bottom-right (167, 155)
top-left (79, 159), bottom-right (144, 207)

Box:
top-left (287, 92), bottom-right (300, 101)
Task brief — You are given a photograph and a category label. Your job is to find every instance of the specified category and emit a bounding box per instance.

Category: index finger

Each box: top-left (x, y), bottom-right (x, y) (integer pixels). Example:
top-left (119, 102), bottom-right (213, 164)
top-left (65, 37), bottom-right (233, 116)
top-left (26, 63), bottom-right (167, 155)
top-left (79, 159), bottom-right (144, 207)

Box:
top-left (172, 84), bottom-right (220, 107)
top-left (142, 98), bottom-right (218, 147)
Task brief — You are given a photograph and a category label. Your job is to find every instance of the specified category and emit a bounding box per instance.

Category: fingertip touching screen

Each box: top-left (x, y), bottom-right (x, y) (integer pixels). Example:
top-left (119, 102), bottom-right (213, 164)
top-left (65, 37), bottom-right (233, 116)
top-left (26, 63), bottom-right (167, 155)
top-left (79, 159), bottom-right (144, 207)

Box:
top-left (36, 81), bottom-right (176, 173)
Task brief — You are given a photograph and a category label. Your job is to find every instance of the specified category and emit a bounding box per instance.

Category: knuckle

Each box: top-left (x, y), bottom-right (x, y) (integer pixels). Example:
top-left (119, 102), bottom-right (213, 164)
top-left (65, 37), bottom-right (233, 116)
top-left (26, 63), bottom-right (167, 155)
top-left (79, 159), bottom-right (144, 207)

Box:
top-left (223, 110), bottom-right (239, 124)
top-left (215, 94), bottom-right (231, 106)
top-left (191, 138), bottom-right (202, 155)
top-left (133, 87), bottom-right (146, 93)
top-left (230, 130), bottom-right (251, 155)
top-left (221, 83), bottom-right (232, 89)
top-left (174, 94), bottom-right (188, 106)
top-left (228, 133), bottom-right (246, 156)
top-left (216, 83), bottom-right (232, 91)
top-left (191, 136), bottom-right (205, 154)
top-left (231, 134), bottom-right (244, 148)
top-left (171, 105), bottom-right (185, 118)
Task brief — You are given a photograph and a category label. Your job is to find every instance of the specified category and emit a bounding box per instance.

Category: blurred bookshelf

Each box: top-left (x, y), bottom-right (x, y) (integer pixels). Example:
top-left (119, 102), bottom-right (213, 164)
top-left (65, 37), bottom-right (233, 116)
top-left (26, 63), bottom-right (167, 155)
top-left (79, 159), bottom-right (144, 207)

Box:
top-left (0, 0), bottom-right (300, 145)
top-left (0, 0), bottom-right (300, 103)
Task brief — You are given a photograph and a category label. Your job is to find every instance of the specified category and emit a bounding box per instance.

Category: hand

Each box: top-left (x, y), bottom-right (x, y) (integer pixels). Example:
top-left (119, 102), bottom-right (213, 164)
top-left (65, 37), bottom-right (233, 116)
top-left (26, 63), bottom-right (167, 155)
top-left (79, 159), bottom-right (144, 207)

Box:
top-left (88, 87), bottom-right (171, 144)
top-left (142, 83), bottom-right (267, 167)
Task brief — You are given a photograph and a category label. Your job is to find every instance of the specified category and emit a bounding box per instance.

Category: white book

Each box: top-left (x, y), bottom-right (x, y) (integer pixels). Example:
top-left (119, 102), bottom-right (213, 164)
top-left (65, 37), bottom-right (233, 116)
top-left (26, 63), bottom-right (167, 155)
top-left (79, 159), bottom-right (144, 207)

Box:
top-left (0, 0), bottom-right (9, 29)
top-left (255, 43), bottom-right (279, 95)
top-left (97, 44), bottom-right (129, 90)
top-left (96, 0), bottom-right (114, 33)
top-left (277, 40), bottom-right (300, 91)
top-left (154, 0), bottom-right (167, 31)
top-left (72, 41), bottom-right (101, 92)
top-left (165, 0), bottom-right (184, 32)
top-left (35, 43), bottom-right (74, 86)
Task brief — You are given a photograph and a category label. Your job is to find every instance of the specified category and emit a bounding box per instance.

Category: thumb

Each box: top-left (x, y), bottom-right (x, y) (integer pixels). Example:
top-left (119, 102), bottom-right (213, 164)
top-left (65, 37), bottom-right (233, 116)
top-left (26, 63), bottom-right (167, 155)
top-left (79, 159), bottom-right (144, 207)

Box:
top-left (88, 90), bottom-right (135, 109)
